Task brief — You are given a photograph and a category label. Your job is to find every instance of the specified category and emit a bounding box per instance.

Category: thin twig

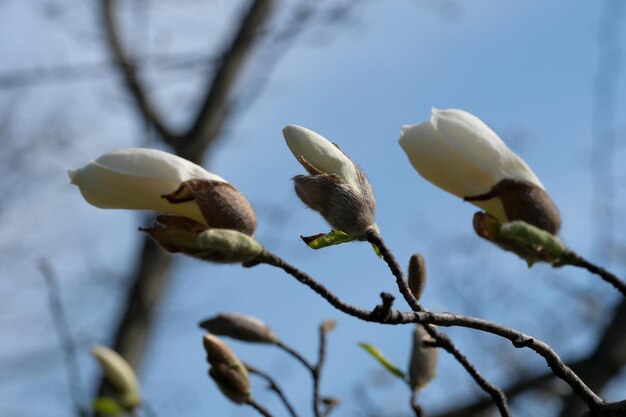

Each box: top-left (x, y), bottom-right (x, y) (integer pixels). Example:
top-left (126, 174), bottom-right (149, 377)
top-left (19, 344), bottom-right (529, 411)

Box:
top-left (245, 364), bottom-right (299, 417)
top-left (276, 341), bottom-right (315, 372)
top-left (246, 398), bottom-right (274, 417)
top-left (39, 259), bottom-right (87, 417)
top-left (101, 0), bottom-right (179, 146)
top-left (365, 231), bottom-right (511, 417)
top-left (564, 251), bottom-right (626, 297)
top-left (312, 322), bottom-right (331, 417)
top-left (255, 250), bottom-right (605, 414)
top-left (411, 389), bottom-right (424, 417)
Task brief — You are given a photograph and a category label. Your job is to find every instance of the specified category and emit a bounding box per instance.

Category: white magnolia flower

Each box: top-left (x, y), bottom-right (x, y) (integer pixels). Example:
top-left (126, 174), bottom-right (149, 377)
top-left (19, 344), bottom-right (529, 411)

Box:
top-left (283, 125), bottom-right (363, 193)
top-left (283, 125), bottom-right (376, 237)
top-left (399, 108), bottom-right (559, 233)
top-left (69, 148), bottom-right (225, 225)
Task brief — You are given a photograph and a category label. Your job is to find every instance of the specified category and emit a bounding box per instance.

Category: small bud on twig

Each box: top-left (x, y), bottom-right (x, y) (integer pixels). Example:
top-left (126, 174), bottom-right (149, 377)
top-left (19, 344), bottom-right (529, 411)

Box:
top-left (199, 313), bottom-right (280, 344)
top-left (203, 334), bottom-right (251, 404)
top-left (473, 212), bottom-right (567, 265)
top-left (407, 254), bottom-right (427, 301)
top-left (408, 325), bottom-right (438, 390)
top-left (142, 216), bottom-right (263, 264)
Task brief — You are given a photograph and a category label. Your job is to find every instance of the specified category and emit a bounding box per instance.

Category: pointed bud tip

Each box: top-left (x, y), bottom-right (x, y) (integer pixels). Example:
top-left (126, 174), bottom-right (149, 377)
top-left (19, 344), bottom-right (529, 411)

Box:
top-left (68, 169), bottom-right (78, 184)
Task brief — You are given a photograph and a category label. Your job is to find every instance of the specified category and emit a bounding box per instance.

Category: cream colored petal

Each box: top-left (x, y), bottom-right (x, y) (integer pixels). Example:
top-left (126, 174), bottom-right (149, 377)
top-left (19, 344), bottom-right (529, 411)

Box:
top-left (399, 121), bottom-right (507, 221)
top-left (91, 345), bottom-right (141, 409)
top-left (69, 148), bottom-right (225, 225)
top-left (283, 125), bottom-right (362, 194)
top-left (431, 108), bottom-right (544, 189)
top-left (91, 148), bottom-right (225, 183)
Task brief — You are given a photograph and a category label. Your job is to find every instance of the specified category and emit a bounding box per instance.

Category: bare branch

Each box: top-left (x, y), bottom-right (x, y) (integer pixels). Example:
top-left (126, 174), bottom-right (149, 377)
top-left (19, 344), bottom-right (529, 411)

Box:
top-left (181, 0), bottom-right (275, 160)
top-left (365, 231), bottom-right (511, 417)
top-left (246, 398), bottom-right (274, 417)
top-left (563, 251), bottom-right (626, 297)
top-left (245, 363), bottom-right (299, 417)
top-left (276, 341), bottom-right (315, 372)
top-left (101, 0), bottom-right (180, 146)
top-left (255, 249), bottom-right (606, 415)
top-left (39, 259), bottom-right (87, 417)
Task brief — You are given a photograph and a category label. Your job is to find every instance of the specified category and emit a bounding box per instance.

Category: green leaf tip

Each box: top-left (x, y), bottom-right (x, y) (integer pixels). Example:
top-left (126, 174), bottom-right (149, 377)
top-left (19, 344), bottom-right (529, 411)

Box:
top-left (92, 397), bottom-right (125, 416)
top-left (301, 231), bottom-right (355, 250)
top-left (358, 342), bottom-right (405, 380)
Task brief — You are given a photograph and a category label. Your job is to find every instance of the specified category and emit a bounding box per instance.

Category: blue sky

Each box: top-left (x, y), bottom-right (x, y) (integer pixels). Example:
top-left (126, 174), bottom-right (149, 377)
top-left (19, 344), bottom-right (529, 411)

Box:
top-left (1, 1), bottom-right (625, 417)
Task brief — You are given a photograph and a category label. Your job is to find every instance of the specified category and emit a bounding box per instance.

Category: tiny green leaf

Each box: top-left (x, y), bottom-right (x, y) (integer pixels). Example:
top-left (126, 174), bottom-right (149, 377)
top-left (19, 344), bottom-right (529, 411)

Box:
top-left (92, 397), bottom-right (124, 416)
top-left (301, 231), bottom-right (355, 250)
top-left (358, 342), bottom-right (405, 380)
top-left (371, 243), bottom-right (382, 259)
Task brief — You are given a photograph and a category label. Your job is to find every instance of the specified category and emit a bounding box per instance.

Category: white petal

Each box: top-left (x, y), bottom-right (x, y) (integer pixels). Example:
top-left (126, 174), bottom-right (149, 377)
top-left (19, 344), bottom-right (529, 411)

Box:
top-left (431, 108), bottom-right (543, 189)
top-left (283, 125), bottom-right (362, 194)
top-left (91, 345), bottom-right (141, 408)
top-left (399, 121), bottom-right (507, 220)
top-left (69, 148), bottom-right (225, 225)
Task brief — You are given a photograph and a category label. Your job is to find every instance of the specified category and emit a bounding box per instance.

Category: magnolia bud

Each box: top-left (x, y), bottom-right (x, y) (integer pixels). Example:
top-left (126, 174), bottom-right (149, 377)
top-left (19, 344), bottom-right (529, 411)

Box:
top-left (209, 363), bottom-right (251, 404)
top-left (203, 334), bottom-right (250, 404)
top-left (91, 345), bottom-right (141, 410)
top-left (141, 216), bottom-right (263, 263)
top-left (69, 148), bottom-right (256, 234)
top-left (407, 254), bottom-right (427, 301)
top-left (408, 325), bottom-right (438, 390)
top-left (199, 313), bottom-right (279, 344)
top-left (399, 109), bottom-right (560, 233)
top-left (196, 228), bottom-right (263, 263)
top-left (473, 212), bottom-right (566, 265)
top-left (283, 125), bottom-right (377, 238)
top-left (465, 179), bottom-right (560, 234)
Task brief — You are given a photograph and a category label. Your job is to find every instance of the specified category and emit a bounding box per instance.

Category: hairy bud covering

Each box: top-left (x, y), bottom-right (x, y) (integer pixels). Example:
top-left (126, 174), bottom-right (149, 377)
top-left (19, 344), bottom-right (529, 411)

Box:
top-left (141, 215), bottom-right (263, 263)
top-left (407, 253), bottom-right (427, 301)
top-left (199, 313), bottom-right (279, 344)
top-left (408, 325), bottom-right (438, 390)
top-left (283, 125), bottom-right (376, 238)
top-left (203, 334), bottom-right (250, 404)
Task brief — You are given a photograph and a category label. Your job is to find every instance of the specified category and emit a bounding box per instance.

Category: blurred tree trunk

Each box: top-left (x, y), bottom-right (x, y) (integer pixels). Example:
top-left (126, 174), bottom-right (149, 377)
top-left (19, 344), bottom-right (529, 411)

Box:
top-left (99, 0), bottom-right (274, 386)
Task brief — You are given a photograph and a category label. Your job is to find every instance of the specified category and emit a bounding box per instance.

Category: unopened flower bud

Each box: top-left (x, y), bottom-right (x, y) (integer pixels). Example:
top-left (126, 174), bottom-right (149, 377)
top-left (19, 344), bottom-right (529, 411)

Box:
top-left (283, 125), bottom-right (376, 238)
top-left (91, 345), bottom-right (141, 410)
top-left (196, 228), bottom-right (263, 263)
top-left (209, 363), bottom-right (251, 404)
top-left (199, 313), bottom-right (279, 344)
top-left (407, 254), bottom-right (427, 301)
top-left (473, 212), bottom-right (566, 265)
top-left (69, 148), bottom-right (256, 235)
top-left (408, 325), bottom-right (438, 390)
top-left (203, 334), bottom-right (250, 404)
top-left (141, 216), bottom-right (263, 263)
top-left (399, 109), bottom-right (560, 234)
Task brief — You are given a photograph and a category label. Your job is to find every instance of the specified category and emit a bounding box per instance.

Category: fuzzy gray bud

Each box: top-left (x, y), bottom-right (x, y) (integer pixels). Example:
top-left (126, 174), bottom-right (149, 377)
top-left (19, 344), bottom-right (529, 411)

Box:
top-left (407, 254), bottom-right (427, 301)
top-left (283, 125), bottom-right (377, 238)
top-left (199, 313), bottom-right (279, 344)
top-left (408, 325), bottom-right (438, 390)
top-left (203, 334), bottom-right (250, 404)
